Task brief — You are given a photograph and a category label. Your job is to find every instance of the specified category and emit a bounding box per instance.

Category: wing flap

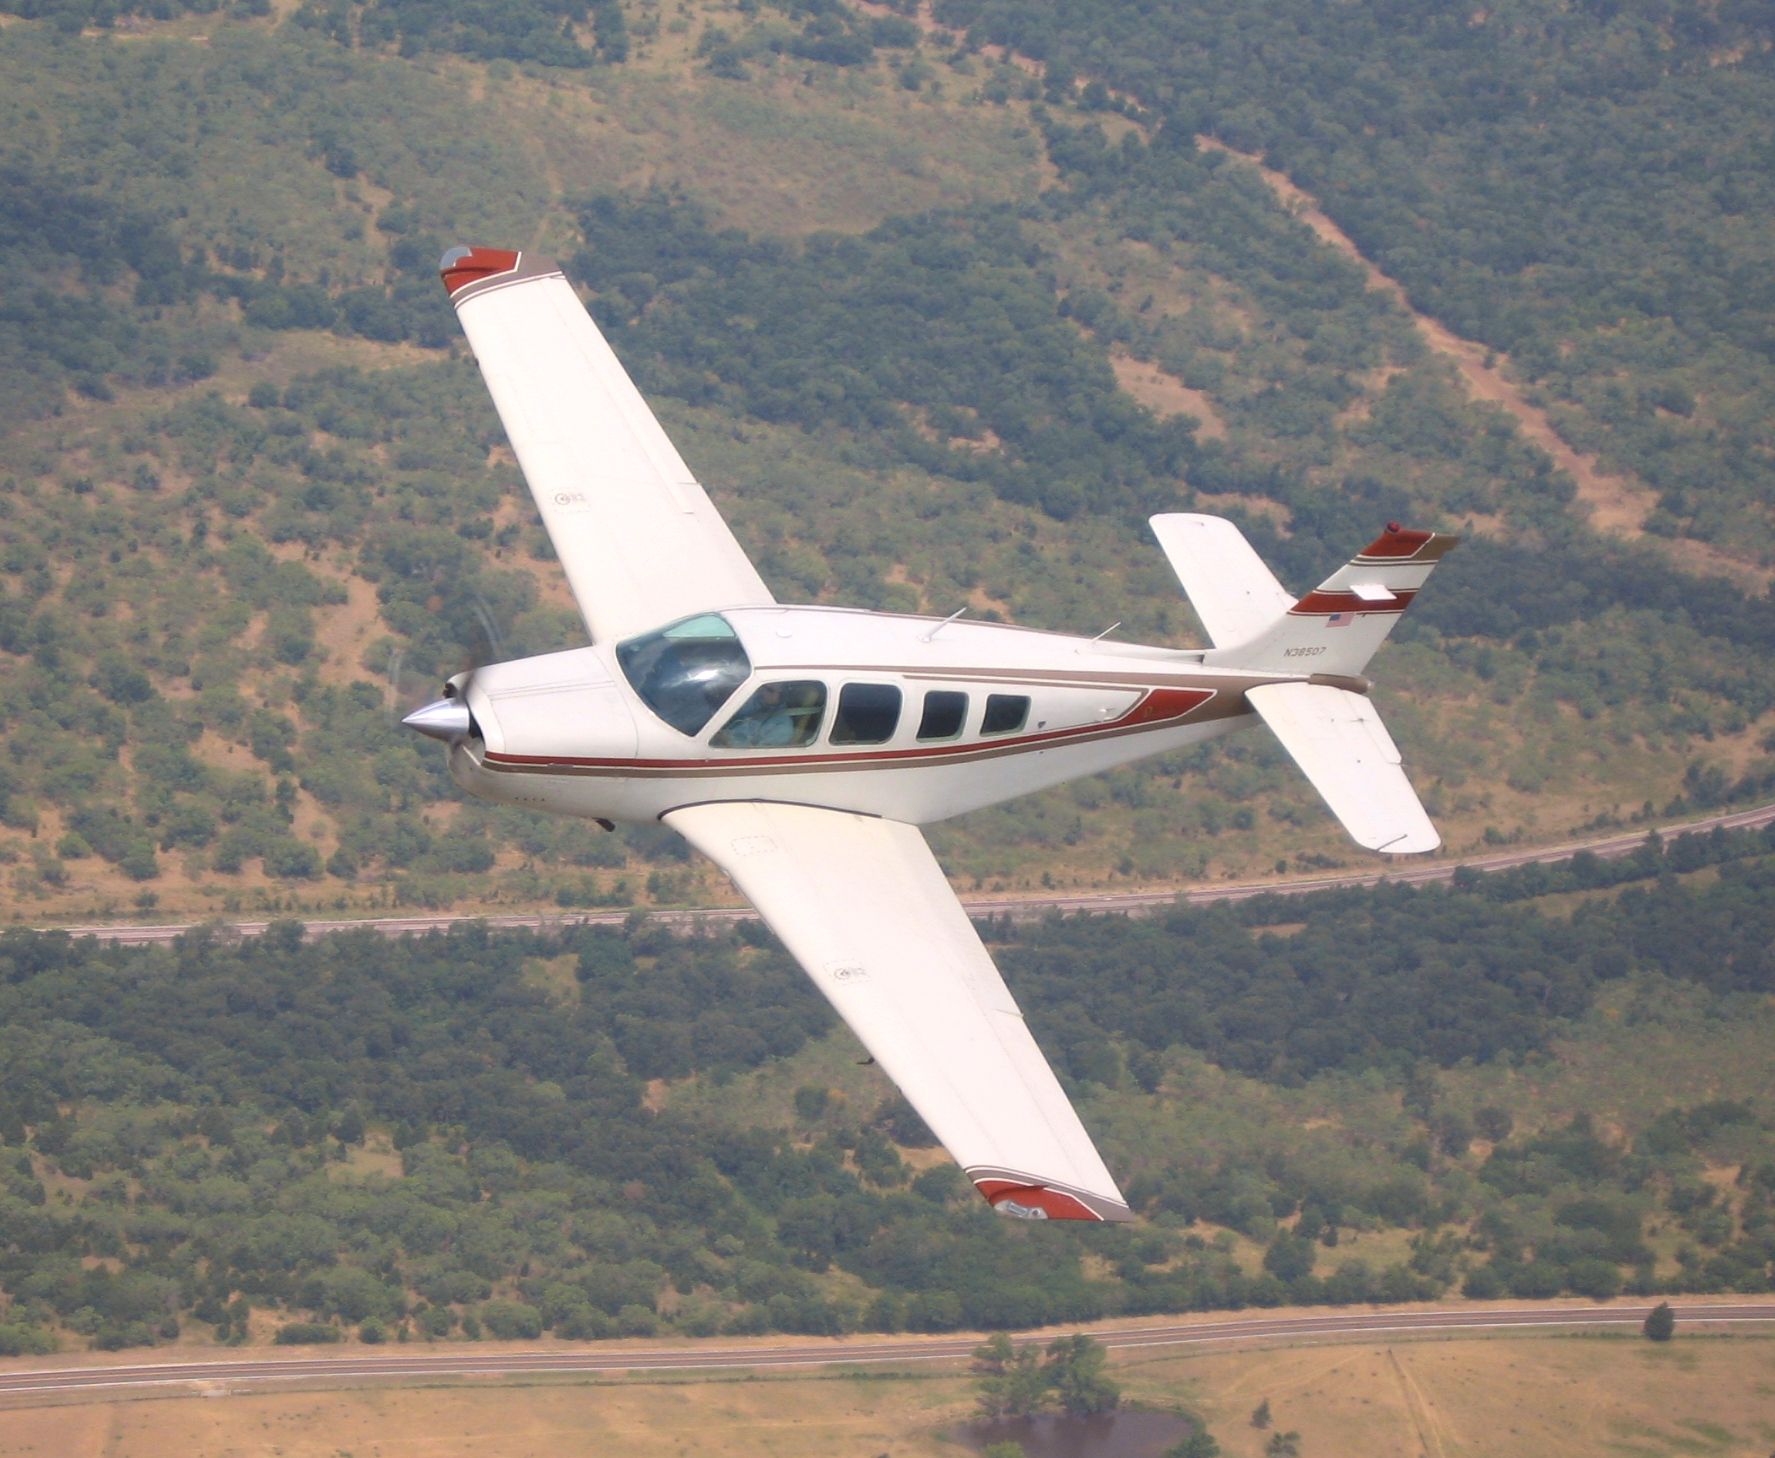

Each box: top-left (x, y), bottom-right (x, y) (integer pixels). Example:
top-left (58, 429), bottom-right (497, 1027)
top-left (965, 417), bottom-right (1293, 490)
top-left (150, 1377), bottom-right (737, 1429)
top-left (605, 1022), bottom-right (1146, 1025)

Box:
top-left (1245, 681), bottom-right (1440, 853)
top-left (443, 248), bottom-right (774, 644)
top-left (665, 801), bottom-right (1132, 1222)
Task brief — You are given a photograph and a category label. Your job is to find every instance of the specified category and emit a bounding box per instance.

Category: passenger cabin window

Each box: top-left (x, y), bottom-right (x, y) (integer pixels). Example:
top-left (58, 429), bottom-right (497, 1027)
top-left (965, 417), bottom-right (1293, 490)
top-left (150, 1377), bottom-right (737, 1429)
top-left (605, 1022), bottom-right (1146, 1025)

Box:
top-left (917, 690), bottom-right (968, 742)
top-left (831, 683), bottom-right (902, 745)
top-left (981, 693), bottom-right (1030, 736)
top-left (616, 614), bottom-right (751, 737)
top-left (711, 681), bottom-right (827, 749)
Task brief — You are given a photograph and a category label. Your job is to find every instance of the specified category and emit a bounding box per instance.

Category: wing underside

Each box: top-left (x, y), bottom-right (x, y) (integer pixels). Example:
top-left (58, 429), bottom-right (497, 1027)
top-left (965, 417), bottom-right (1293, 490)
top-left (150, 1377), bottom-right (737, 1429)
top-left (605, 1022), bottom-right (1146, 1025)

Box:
top-left (665, 801), bottom-right (1132, 1222)
top-left (441, 247), bottom-right (774, 645)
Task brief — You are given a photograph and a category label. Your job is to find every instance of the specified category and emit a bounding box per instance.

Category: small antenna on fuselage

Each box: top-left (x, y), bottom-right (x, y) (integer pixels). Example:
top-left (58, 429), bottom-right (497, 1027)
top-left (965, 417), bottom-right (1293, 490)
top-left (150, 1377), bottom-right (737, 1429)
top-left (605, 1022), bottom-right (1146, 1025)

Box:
top-left (1085, 622), bottom-right (1122, 645)
top-left (921, 606), bottom-right (968, 643)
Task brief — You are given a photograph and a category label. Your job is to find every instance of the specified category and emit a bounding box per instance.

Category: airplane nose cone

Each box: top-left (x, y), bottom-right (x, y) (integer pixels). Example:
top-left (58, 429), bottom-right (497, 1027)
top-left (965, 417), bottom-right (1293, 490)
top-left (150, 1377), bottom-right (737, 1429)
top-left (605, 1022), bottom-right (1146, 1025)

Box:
top-left (402, 697), bottom-right (474, 744)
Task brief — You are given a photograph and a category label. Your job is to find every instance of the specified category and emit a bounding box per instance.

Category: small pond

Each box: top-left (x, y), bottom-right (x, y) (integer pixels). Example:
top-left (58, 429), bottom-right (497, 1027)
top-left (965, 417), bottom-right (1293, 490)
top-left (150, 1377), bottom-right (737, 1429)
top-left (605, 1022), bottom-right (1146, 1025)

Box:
top-left (952, 1408), bottom-right (1197, 1458)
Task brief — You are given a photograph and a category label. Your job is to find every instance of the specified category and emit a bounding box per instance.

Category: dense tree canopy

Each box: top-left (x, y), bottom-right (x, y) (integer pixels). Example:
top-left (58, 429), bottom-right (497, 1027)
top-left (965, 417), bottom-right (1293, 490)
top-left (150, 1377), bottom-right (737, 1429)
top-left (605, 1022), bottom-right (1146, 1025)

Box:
top-left (2, 832), bottom-right (1773, 1353)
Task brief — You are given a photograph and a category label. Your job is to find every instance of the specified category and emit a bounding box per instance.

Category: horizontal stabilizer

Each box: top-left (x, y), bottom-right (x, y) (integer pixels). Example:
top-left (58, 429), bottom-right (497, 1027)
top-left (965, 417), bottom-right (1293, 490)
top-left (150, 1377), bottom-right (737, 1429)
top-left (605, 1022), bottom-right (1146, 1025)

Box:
top-left (1245, 682), bottom-right (1439, 854)
top-left (1150, 514), bottom-right (1294, 648)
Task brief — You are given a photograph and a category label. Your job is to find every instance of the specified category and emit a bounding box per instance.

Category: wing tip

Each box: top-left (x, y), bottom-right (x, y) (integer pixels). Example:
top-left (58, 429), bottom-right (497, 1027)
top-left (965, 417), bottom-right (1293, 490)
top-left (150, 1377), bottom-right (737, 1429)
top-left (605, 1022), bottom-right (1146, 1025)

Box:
top-left (439, 245), bottom-right (521, 298)
top-left (1357, 820), bottom-right (1441, 854)
top-left (972, 1173), bottom-right (1135, 1223)
top-left (438, 246), bottom-right (564, 304)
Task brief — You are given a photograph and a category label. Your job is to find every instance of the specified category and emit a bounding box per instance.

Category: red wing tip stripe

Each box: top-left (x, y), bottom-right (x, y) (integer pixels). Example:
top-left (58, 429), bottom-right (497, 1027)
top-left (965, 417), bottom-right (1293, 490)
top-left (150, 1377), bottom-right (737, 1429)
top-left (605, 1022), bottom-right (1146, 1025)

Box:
top-left (439, 245), bottom-right (521, 297)
top-left (972, 1176), bottom-right (1133, 1223)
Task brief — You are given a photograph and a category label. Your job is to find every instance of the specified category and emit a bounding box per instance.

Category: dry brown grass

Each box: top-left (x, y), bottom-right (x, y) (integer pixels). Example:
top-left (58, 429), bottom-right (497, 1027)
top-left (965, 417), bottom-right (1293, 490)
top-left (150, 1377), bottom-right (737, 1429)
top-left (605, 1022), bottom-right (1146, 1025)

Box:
top-left (1109, 348), bottom-right (1228, 440)
top-left (519, 953), bottom-right (582, 1007)
top-left (325, 1134), bottom-right (405, 1183)
top-left (1129, 1333), bottom-right (1775, 1458)
top-left (0, 1373), bottom-right (978, 1458)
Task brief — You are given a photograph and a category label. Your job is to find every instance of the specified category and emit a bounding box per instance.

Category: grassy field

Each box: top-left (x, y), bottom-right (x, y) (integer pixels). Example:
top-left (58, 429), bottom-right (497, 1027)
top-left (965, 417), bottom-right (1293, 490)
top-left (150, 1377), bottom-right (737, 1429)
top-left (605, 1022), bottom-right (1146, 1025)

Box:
top-left (2, 1330), bottom-right (1770, 1458)
top-left (1124, 1333), bottom-right (1775, 1458)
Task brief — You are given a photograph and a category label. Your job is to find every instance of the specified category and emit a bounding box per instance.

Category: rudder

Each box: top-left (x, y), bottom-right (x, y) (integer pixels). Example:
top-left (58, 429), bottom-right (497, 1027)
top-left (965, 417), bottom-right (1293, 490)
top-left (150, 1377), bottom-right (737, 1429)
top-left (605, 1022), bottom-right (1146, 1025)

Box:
top-left (1202, 522), bottom-right (1459, 677)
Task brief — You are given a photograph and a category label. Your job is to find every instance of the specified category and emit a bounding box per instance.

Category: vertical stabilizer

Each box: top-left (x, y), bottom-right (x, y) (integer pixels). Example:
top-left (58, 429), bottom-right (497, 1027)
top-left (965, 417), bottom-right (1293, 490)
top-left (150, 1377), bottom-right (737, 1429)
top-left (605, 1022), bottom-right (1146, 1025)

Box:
top-left (1197, 522), bottom-right (1459, 677)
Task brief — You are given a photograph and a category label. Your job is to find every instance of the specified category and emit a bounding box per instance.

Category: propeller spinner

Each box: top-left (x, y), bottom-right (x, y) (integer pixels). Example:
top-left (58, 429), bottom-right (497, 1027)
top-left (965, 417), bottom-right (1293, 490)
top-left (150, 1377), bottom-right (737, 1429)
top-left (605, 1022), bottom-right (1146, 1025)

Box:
top-left (401, 696), bottom-right (475, 744)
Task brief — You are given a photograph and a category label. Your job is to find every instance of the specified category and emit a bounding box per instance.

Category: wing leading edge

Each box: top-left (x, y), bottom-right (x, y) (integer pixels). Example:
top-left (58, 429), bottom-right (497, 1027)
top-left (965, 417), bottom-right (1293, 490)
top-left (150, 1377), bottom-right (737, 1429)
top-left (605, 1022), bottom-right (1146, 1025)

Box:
top-left (440, 246), bottom-right (775, 645)
top-left (665, 801), bottom-right (1133, 1222)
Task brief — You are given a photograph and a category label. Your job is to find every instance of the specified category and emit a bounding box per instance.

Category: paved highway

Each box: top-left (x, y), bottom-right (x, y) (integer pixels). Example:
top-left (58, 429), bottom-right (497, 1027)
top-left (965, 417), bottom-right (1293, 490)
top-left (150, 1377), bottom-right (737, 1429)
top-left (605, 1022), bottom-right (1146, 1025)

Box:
top-left (41, 800), bottom-right (1775, 946)
top-left (1, 1301), bottom-right (1769, 1402)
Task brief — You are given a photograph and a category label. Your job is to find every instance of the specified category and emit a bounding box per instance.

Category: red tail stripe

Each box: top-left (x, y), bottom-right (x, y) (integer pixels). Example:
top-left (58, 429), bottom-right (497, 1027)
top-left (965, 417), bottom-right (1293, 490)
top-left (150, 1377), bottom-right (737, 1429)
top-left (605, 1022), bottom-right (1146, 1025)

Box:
top-left (1357, 526), bottom-right (1436, 559)
top-left (1291, 588), bottom-right (1417, 616)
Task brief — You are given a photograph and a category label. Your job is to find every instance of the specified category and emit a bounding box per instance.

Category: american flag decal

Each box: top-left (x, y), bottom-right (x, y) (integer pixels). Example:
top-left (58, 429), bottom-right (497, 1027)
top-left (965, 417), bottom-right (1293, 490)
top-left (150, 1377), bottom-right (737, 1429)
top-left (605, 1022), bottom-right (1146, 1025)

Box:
top-left (1327, 612), bottom-right (1355, 628)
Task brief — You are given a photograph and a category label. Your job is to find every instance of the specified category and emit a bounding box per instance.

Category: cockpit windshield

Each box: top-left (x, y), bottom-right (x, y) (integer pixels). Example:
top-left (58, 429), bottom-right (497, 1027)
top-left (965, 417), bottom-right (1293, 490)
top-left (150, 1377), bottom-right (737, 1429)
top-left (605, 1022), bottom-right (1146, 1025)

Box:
top-left (616, 613), bottom-right (752, 737)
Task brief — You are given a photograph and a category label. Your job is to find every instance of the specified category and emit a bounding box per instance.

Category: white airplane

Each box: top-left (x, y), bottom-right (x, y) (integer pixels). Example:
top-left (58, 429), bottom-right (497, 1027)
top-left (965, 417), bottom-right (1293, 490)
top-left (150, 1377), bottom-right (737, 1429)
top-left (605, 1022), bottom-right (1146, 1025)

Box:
top-left (404, 245), bottom-right (1459, 1224)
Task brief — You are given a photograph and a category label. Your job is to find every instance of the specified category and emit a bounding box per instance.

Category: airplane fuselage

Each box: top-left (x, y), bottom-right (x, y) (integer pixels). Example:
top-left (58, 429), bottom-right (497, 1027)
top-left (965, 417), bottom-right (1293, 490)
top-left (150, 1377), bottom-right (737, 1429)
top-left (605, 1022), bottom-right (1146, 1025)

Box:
top-left (440, 604), bottom-right (1341, 826)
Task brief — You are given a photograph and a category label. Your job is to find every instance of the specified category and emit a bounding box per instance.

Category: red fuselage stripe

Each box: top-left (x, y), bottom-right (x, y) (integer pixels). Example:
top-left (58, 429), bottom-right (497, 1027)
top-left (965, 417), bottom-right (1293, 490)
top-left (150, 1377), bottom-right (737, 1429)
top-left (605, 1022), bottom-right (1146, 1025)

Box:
top-left (483, 686), bottom-right (1217, 773)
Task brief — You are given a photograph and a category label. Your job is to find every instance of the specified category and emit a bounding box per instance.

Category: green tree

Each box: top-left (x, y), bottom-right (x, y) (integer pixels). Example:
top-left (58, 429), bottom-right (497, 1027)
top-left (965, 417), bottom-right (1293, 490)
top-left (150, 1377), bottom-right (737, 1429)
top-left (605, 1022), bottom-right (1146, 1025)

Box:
top-left (1045, 1333), bottom-right (1120, 1416)
top-left (1166, 1430), bottom-right (1221, 1458)
top-left (1642, 1302), bottom-right (1675, 1342)
top-left (975, 1338), bottom-right (1050, 1419)
top-left (1265, 1433), bottom-right (1302, 1458)
top-left (1251, 1397), bottom-right (1272, 1428)
top-left (1263, 1232), bottom-right (1315, 1284)
top-left (973, 1331), bottom-right (1015, 1374)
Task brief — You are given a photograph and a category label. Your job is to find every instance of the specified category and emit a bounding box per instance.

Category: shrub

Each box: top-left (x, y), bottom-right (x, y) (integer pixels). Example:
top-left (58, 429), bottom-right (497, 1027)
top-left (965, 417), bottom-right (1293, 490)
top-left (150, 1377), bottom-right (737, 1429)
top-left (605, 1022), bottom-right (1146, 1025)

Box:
top-left (275, 1322), bottom-right (343, 1345)
top-left (478, 1301), bottom-right (543, 1341)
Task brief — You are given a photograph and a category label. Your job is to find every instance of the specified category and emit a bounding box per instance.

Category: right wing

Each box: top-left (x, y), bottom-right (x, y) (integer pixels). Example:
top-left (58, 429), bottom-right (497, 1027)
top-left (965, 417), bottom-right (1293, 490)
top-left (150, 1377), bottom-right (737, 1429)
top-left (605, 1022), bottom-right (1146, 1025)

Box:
top-left (665, 800), bottom-right (1133, 1222)
top-left (441, 246), bottom-right (775, 645)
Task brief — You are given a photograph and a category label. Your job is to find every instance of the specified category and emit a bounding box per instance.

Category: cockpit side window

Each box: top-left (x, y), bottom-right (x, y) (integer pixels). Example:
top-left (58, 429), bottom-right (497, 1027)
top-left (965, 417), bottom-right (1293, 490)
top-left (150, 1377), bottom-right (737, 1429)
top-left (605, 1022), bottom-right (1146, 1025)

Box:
top-left (616, 613), bottom-right (751, 737)
top-left (711, 681), bottom-right (827, 749)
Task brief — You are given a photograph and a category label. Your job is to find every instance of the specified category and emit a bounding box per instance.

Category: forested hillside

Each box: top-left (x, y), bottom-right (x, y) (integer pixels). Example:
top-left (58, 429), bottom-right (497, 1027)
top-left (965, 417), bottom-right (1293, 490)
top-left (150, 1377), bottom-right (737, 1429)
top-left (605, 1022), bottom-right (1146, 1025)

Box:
top-left (0, 0), bottom-right (1770, 928)
top-left (2, 829), bottom-right (1772, 1354)
top-left (941, 0), bottom-right (1775, 557)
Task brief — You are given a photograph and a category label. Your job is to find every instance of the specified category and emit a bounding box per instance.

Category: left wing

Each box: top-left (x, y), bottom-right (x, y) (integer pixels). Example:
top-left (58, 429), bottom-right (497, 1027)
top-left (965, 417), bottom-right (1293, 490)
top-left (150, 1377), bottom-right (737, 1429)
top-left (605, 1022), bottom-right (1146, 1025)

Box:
top-left (440, 246), bottom-right (775, 644)
top-left (665, 801), bottom-right (1133, 1222)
